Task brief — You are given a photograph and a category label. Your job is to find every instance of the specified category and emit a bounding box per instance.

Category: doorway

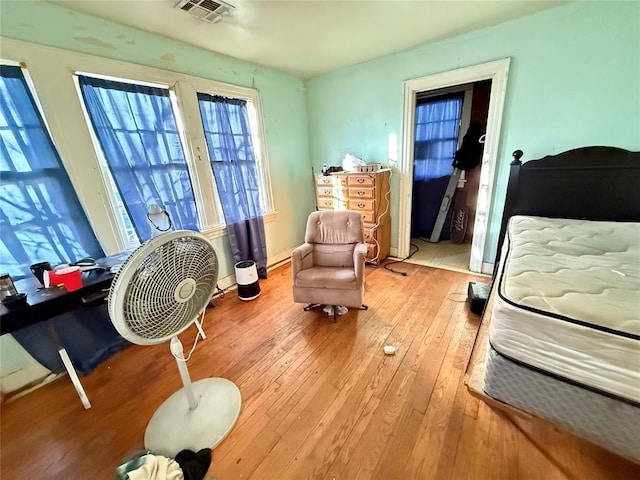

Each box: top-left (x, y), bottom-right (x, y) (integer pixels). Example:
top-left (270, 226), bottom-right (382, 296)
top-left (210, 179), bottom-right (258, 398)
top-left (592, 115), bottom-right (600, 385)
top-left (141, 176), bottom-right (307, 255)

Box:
top-left (410, 80), bottom-right (491, 273)
top-left (398, 58), bottom-right (511, 274)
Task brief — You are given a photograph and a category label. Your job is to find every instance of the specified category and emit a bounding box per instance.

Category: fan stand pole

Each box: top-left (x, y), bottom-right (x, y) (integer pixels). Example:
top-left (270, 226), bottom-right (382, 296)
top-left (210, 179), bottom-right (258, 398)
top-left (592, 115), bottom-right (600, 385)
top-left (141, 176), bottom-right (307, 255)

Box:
top-left (146, 335), bottom-right (242, 457)
top-left (170, 337), bottom-right (197, 410)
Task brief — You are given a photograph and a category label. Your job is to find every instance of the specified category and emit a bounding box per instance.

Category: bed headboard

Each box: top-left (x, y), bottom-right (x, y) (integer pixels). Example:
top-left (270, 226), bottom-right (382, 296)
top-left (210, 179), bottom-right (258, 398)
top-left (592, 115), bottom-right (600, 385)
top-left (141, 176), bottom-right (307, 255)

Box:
top-left (496, 146), bottom-right (640, 261)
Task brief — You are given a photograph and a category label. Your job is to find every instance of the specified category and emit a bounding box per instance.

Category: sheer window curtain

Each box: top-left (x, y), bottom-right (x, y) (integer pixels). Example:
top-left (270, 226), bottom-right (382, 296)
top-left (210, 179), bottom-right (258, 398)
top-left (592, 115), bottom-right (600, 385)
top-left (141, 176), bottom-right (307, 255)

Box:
top-left (413, 96), bottom-right (463, 181)
top-left (78, 75), bottom-right (199, 243)
top-left (411, 95), bottom-right (464, 238)
top-left (198, 93), bottom-right (267, 279)
top-left (0, 66), bottom-right (104, 279)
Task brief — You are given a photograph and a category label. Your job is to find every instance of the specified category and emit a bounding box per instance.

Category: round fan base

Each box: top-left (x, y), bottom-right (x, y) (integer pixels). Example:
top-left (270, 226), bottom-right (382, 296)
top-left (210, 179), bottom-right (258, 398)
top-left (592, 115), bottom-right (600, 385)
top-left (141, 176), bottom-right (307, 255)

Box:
top-left (144, 377), bottom-right (241, 457)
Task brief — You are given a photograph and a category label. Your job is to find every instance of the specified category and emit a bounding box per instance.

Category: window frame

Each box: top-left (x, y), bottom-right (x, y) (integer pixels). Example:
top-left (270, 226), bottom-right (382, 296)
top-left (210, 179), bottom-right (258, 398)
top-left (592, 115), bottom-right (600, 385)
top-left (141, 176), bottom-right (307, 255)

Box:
top-left (73, 73), bottom-right (206, 248)
top-left (1, 41), bottom-right (275, 255)
top-left (74, 71), bottom-right (275, 245)
top-left (174, 79), bottom-right (275, 225)
top-left (0, 60), bottom-right (106, 275)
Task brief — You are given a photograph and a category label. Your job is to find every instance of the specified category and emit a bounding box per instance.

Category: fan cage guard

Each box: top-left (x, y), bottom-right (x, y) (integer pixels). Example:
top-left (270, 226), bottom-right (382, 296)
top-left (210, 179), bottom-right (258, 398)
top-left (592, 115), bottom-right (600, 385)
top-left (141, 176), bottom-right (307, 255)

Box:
top-left (109, 231), bottom-right (218, 344)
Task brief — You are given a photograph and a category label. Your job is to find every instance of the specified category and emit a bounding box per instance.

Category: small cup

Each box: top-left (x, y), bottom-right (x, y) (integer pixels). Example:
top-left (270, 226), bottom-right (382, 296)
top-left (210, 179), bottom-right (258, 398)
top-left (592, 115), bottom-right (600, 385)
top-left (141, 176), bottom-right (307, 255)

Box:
top-left (1, 292), bottom-right (28, 309)
top-left (0, 273), bottom-right (18, 301)
top-left (44, 266), bottom-right (82, 291)
top-left (30, 262), bottom-right (52, 287)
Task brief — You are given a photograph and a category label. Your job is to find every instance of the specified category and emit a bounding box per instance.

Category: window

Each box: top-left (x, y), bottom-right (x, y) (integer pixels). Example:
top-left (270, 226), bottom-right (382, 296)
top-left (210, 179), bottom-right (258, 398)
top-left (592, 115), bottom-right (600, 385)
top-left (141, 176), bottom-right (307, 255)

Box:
top-left (74, 71), bottom-right (274, 248)
top-left (198, 94), bottom-right (263, 223)
top-left (413, 93), bottom-right (464, 181)
top-left (0, 65), bottom-right (104, 279)
top-left (77, 75), bottom-right (199, 244)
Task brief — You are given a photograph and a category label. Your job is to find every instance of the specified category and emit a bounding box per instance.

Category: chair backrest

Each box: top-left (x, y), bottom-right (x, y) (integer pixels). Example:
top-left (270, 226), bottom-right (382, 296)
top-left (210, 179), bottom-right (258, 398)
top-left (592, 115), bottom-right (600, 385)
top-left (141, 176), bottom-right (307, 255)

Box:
top-left (305, 211), bottom-right (364, 244)
top-left (305, 211), bottom-right (364, 267)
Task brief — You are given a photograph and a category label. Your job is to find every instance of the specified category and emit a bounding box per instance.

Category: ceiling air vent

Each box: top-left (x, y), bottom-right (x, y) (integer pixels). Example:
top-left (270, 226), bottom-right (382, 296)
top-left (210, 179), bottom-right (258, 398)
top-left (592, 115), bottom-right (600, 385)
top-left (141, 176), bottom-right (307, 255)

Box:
top-left (175, 0), bottom-right (235, 23)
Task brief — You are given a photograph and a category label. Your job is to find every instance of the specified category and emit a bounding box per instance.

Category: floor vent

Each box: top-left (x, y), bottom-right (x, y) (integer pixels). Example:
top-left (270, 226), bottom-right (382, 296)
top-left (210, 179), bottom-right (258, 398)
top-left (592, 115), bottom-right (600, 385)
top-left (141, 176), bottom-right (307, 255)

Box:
top-left (175, 0), bottom-right (235, 23)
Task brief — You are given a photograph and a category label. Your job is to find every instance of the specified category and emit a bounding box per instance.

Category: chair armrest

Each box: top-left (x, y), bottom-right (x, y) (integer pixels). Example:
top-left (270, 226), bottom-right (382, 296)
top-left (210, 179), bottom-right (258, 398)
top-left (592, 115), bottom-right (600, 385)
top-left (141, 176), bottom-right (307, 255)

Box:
top-left (291, 243), bottom-right (314, 273)
top-left (353, 242), bottom-right (367, 284)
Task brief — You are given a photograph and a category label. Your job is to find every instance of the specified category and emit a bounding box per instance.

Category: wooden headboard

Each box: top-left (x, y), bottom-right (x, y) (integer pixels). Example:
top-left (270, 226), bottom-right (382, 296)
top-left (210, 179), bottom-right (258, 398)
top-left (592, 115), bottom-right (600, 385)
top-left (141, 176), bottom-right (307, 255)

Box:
top-left (496, 146), bottom-right (640, 262)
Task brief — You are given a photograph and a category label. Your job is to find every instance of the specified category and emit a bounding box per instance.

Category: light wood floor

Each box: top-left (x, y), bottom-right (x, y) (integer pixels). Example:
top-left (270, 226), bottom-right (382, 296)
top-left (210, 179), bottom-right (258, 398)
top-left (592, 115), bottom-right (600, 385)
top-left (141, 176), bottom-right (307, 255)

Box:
top-left (407, 237), bottom-right (473, 274)
top-left (2, 262), bottom-right (638, 479)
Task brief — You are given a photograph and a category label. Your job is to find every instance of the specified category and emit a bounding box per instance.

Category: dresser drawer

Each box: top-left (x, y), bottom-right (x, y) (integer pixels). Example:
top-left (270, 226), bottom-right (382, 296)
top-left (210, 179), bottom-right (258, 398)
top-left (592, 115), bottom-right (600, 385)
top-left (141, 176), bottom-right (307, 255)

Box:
top-left (315, 175), bottom-right (335, 187)
top-left (316, 186), bottom-right (338, 198)
top-left (348, 187), bottom-right (374, 199)
top-left (366, 242), bottom-right (378, 259)
top-left (359, 211), bottom-right (375, 223)
top-left (334, 175), bottom-right (349, 187)
top-left (348, 174), bottom-right (375, 187)
top-left (317, 198), bottom-right (338, 210)
top-left (363, 227), bottom-right (374, 243)
top-left (348, 199), bottom-right (375, 212)
top-left (362, 223), bottom-right (380, 243)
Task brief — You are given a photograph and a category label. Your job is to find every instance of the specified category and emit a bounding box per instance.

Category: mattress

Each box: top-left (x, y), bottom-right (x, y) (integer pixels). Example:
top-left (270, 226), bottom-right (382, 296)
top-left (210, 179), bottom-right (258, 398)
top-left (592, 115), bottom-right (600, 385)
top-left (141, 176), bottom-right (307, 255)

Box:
top-left (483, 344), bottom-right (640, 462)
top-left (489, 216), bottom-right (640, 404)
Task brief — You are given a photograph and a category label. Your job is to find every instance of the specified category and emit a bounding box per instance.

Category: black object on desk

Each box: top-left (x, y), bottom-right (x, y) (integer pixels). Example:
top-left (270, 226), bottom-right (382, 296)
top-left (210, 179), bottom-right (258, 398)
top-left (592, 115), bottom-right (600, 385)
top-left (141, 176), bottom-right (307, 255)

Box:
top-left (1, 293), bottom-right (28, 309)
top-left (0, 253), bottom-right (132, 376)
top-left (0, 267), bottom-right (113, 335)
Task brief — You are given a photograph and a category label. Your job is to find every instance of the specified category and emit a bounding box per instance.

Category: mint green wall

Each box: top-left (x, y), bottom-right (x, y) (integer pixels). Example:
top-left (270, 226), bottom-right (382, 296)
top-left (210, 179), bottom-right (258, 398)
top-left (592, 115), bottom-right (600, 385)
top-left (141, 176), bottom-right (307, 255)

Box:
top-left (1, 1), bottom-right (639, 269)
top-left (0, 1), bottom-right (314, 278)
top-left (306, 1), bottom-right (640, 262)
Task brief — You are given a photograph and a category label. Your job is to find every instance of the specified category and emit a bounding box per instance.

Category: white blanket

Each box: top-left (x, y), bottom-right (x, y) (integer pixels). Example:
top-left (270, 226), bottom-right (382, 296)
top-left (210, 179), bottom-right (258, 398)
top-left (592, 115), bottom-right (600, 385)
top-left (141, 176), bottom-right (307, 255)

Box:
top-left (127, 455), bottom-right (184, 480)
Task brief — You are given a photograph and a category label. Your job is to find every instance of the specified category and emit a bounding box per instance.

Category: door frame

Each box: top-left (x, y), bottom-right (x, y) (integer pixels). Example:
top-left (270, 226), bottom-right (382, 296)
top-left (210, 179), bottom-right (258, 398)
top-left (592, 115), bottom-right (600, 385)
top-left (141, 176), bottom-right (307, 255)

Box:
top-left (398, 58), bottom-right (510, 273)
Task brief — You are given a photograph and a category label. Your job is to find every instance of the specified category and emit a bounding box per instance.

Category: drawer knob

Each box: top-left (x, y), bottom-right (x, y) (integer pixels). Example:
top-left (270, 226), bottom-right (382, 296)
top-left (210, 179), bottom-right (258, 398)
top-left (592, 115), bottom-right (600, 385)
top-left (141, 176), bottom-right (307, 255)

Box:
top-left (357, 191), bottom-right (365, 196)
top-left (357, 178), bottom-right (365, 183)
top-left (324, 201), bottom-right (331, 206)
top-left (357, 202), bottom-right (365, 208)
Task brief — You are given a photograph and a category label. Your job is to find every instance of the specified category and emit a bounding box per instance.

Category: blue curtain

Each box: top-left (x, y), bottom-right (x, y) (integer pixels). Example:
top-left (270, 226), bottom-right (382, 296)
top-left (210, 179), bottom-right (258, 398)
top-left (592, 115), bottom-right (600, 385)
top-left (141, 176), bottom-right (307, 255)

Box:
top-left (411, 95), bottom-right (463, 238)
top-left (0, 66), bottom-right (104, 279)
top-left (413, 96), bottom-right (463, 181)
top-left (198, 94), bottom-right (267, 278)
top-left (78, 76), bottom-right (199, 243)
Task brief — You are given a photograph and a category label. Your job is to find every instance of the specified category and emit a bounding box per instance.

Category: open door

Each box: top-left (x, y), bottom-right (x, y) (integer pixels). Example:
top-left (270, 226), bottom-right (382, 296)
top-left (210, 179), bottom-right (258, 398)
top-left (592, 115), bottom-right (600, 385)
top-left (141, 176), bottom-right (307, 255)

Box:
top-left (399, 58), bottom-right (510, 274)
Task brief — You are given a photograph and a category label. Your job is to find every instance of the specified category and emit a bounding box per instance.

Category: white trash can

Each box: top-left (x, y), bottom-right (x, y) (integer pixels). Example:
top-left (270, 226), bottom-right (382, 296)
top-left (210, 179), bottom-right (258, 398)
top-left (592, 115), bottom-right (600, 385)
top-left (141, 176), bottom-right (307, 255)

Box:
top-left (234, 260), bottom-right (261, 301)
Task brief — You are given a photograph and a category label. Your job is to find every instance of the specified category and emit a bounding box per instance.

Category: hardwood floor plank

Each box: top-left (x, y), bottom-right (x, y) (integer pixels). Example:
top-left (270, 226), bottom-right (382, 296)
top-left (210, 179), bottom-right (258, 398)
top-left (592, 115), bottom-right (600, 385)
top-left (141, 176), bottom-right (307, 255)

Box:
top-left (405, 304), bottom-right (473, 479)
top-left (371, 312), bottom-right (467, 479)
top-left (1, 262), bottom-right (638, 479)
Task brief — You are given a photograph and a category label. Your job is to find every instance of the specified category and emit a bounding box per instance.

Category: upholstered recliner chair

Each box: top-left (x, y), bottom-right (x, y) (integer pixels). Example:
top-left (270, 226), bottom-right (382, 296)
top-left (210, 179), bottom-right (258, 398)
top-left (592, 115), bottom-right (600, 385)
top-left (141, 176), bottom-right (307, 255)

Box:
top-left (292, 210), bottom-right (368, 321)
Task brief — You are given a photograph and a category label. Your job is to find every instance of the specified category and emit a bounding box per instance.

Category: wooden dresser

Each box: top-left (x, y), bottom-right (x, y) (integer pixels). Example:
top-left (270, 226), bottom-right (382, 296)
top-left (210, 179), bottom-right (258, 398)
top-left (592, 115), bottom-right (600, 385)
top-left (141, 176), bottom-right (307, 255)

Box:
top-left (314, 169), bottom-right (391, 265)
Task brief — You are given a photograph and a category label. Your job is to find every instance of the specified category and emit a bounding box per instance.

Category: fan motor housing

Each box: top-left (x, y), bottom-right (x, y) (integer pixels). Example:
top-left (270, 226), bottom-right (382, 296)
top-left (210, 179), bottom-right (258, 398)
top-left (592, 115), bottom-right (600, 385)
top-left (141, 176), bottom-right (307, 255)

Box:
top-left (175, 278), bottom-right (197, 303)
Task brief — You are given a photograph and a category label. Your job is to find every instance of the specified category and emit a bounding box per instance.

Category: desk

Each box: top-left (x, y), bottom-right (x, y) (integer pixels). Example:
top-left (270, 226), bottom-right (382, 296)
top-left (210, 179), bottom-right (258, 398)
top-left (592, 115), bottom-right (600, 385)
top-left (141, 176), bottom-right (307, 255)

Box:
top-left (0, 252), bottom-right (131, 408)
top-left (1, 267), bottom-right (114, 335)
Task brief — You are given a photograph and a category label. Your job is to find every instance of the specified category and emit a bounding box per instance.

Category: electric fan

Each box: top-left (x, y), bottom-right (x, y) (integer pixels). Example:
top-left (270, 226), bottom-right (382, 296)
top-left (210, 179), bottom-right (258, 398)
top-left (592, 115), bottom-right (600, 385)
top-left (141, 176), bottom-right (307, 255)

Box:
top-left (108, 230), bottom-right (241, 457)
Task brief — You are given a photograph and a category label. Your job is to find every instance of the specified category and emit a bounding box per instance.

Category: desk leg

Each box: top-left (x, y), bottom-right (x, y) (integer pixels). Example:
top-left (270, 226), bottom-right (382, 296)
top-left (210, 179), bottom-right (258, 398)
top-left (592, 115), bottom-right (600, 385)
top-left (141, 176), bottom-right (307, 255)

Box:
top-left (58, 348), bottom-right (91, 410)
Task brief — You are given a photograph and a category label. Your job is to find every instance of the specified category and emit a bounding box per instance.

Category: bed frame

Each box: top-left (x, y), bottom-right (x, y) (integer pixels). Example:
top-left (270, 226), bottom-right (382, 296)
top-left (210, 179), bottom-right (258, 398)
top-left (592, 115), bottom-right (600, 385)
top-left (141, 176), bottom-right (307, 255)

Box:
top-left (465, 145), bottom-right (640, 459)
top-left (495, 146), bottom-right (640, 263)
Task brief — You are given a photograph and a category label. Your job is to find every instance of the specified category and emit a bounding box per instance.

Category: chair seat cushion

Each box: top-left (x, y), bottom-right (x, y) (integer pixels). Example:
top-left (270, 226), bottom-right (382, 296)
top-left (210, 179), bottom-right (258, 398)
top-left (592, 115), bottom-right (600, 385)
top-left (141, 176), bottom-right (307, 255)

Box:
top-left (294, 266), bottom-right (358, 290)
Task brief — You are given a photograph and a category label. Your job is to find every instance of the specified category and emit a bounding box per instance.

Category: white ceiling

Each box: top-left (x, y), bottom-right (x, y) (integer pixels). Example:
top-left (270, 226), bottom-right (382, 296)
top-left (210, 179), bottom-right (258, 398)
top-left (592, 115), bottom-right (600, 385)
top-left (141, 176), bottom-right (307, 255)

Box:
top-left (51, 0), bottom-right (566, 79)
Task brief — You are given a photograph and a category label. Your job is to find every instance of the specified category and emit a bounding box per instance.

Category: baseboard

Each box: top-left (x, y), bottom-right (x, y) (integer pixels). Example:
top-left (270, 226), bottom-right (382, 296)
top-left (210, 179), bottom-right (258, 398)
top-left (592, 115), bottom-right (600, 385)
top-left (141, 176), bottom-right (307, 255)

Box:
top-left (268, 248), bottom-right (294, 270)
top-left (1, 363), bottom-right (51, 395)
top-left (214, 248), bottom-right (293, 296)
